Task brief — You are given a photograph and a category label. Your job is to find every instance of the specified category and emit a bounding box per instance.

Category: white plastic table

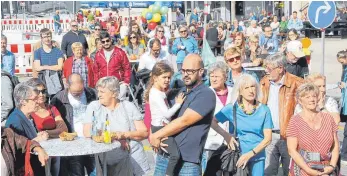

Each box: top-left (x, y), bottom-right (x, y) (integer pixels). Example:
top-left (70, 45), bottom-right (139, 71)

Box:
top-left (39, 137), bottom-right (120, 176)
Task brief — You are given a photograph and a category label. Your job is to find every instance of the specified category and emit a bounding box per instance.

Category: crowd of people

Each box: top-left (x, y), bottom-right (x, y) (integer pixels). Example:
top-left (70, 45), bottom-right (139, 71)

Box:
top-left (1, 7), bottom-right (347, 176)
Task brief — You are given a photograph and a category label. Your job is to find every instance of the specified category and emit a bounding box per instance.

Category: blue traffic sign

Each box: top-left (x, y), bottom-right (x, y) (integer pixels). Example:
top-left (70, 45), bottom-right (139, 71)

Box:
top-left (307, 1), bottom-right (336, 29)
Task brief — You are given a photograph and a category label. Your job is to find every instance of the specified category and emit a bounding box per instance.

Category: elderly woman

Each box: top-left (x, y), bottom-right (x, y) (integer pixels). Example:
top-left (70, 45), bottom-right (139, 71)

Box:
top-left (83, 76), bottom-right (150, 175)
top-left (207, 74), bottom-right (273, 175)
top-left (5, 82), bottom-right (49, 175)
top-left (125, 32), bottom-right (145, 60)
top-left (295, 73), bottom-right (340, 124)
top-left (223, 47), bottom-right (259, 87)
top-left (63, 42), bottom-right (95, 88)
top-left (287, 83), bottom-right (339, 176)
top-left (202, 61), bottom-right (233, 173)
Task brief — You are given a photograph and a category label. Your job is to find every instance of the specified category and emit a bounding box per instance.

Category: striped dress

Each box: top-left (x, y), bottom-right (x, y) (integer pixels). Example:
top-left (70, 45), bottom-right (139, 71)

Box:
top-left (286, 112), bottom-right (338, 176)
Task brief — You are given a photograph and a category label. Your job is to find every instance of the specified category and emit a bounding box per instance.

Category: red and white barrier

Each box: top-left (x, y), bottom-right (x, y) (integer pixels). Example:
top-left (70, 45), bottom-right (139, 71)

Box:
top-left (6, 40), bottom-right (39, 75)
top-left (1, 18), bottom-right (71, 33)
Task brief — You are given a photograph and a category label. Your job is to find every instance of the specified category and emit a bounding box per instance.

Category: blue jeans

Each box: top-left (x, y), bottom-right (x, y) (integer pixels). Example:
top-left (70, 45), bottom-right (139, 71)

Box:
top-left (54, 25), bottom-right (60, 34)
top-left (154, 154), bottom-right (202, 176)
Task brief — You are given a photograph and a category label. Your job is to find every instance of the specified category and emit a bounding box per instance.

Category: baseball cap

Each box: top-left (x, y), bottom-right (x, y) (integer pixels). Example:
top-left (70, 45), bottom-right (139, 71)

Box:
top-left (286, 40), bottom-right (305, 58)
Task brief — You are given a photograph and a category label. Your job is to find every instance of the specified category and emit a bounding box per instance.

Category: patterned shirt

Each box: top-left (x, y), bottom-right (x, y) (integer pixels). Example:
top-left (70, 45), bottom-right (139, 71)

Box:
top-left (72, 58), bottom-right (88, 87)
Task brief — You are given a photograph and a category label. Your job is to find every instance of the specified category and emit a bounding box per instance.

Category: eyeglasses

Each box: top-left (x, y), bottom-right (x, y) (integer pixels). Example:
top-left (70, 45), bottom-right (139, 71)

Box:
top-left (71, 25), bottom-right (78, 27)
top-left (179, 30), bottom-right (187, 33)
top-left (264, 66), bottom-right (279, 73)
top-left (101, 39), bottom-right (111, 44)
top-left (181, 68), bottom-right (202, 75)
top-left (265, 30), bottom-right (272, 32)
top-left (157, 30), bottom-right (164, 33)
top-left (95, 28), bottom-right (101, 31)
top-left (41, 35), bottom-right (52, 39)
top-left (151, 49), bottom-right (160, 53)
top-left (25, 96), bottom-right (38, 102)
top-left (130, 36), bottom-right (136, 39)
top-left (226, 56), bottom-right (241, 63)
top-left (38, 89), bottom-right (47, 95)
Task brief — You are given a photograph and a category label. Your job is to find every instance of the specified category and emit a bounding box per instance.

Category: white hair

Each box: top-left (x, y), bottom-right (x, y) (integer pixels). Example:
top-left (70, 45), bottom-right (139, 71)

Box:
top-left (96, 76), bottom-right (120, 96)
top-left (229, 74), bottom-right (262, 105)
top-left (13, 82), bottom-right (38, 108)
top-left (264, 53), bottom-right (287, 68)
top-left (207, 61), bottom-right (229, 79)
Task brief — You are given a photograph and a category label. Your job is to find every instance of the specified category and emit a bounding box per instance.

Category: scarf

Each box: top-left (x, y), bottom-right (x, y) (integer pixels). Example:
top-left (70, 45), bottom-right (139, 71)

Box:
top-left (155, 35), bottom-right (167, 46)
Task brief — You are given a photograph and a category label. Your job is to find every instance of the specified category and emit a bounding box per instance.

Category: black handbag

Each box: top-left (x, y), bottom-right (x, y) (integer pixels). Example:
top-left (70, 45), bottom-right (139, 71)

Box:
top-left (204, 103), bottom-right (249, 176)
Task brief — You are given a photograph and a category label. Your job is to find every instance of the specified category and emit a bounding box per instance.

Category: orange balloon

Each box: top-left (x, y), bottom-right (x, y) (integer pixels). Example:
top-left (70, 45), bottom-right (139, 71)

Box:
top-left (301, 38), bottom-right (311, 48)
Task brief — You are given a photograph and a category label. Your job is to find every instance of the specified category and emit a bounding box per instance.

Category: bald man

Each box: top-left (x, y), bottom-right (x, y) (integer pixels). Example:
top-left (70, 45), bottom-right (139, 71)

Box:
top-left (50, 73), bottom-right (97, 176)
top-left (150, 54), bottom-right (216, 175)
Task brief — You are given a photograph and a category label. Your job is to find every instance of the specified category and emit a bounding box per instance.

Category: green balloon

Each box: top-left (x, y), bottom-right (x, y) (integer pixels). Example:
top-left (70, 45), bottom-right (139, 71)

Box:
top-left (152, 5), bottom-right (161, 13)
top-left (142, 9), bottom-right (149, 18)
top-left (160, 6), bottom-right (169, 14)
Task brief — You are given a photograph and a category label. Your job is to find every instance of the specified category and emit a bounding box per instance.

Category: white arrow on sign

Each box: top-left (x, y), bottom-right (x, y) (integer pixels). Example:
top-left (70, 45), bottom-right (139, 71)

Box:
top-left (315, 1), bottom-right (331, 23)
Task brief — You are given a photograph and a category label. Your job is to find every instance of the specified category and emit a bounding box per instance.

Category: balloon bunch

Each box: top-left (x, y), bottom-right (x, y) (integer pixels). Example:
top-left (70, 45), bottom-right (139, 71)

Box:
top-left (141, 2), bottom-right (169, 30)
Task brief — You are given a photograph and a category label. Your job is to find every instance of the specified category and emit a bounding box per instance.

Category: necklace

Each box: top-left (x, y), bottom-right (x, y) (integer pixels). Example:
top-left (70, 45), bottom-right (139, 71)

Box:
top-left (240, 102), bottom-right (257, 115)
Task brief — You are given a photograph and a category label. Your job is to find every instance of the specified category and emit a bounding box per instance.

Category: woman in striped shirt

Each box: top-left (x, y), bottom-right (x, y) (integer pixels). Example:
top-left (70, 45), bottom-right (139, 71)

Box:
top-left (287, 83), bottom-right (339, 176)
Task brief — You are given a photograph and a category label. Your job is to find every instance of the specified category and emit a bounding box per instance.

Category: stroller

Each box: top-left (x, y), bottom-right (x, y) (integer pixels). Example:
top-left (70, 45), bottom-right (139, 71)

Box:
top-left (128, 69), bottom-right (151, 113)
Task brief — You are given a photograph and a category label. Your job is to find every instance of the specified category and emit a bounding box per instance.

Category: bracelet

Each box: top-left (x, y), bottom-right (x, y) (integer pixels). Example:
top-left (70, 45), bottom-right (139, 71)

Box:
top-left (251, 149), bottom-right (257, 155)
top-left (328, 164), bottom-right (335, 170)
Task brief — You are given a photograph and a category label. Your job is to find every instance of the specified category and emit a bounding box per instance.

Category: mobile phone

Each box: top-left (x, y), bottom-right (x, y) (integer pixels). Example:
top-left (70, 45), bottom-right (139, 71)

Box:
top-left (311, 164), bottom-right (324, 171)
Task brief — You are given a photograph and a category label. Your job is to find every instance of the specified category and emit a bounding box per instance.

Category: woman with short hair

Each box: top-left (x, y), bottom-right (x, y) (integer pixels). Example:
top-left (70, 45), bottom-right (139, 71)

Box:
top-left (223, 47), bottom-right (259, 87)
top-left (287, 83), bottom-right (339, 176)
top-left (202, 61), bottom-right (233, 174)
top-left (63, 42), bottom-right (95, 88)
top-left (83, 76), bottom-right (150, 175)
top-left (208, 74), bottom-right (273, 175)
top-left (294, 73), bottom-right (340, 124)
top-left (5, 82), bottom-right (49, 175)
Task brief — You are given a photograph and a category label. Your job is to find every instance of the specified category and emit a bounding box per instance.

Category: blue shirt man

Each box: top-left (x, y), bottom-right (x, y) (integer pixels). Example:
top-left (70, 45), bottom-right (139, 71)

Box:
top-left (151, 54), bottom-right (216, 175)
top-left (1, 36), bottom-right (15, 76)
top-left (259, 26), bottom-right (279, 55)
top-left (172, 27), bottom-right (199, 70)
top-left (287, 11), bottom-right (303, 31)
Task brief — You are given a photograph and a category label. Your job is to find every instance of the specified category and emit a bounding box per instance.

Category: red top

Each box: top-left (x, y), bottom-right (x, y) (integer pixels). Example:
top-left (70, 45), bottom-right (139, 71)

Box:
top-left (63, 56), bottom-right (95, 88)
top-left (286, 112), bottom-right (338, 176)
top-left (31, 106), bottom-right (61, 132)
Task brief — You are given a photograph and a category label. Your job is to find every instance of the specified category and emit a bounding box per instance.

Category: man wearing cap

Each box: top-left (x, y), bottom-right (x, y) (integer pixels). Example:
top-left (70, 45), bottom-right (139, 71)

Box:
top-left (285, 40), bottom-right (309, 78)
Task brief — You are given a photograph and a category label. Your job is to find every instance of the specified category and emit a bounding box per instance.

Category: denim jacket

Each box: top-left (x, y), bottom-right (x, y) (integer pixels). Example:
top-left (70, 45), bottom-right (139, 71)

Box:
top-left (172, 36), bottom-right (199, 64)
top-left (287, 18), bottom-right (303, 31)
top-left (1, 50), bottom-right (15, 76)
top-left (259, 34), bottom-right (279, 55)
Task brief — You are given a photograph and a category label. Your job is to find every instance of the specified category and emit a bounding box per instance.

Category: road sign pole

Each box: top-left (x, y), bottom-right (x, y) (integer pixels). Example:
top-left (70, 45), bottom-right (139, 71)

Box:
top-left (321, 29), bottom-right (325, 75)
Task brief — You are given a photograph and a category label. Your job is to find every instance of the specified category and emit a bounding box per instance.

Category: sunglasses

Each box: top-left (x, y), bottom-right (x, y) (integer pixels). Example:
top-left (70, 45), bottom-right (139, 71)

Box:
top-left (101, 39), bottom-right (110, 44)
top-left (71, 25), bottom-right (78, 27)
top-left (226, 56), bottom-right (241, 63)
top-left (95, 28), bottom-right (101, 31)
top-left (157, 30), bottom-right (164, 33)
top-left (179, 30), bottom-right (187, 33)
top-left (130, 36), bottom-right (136, 39)
top-left (38, 89), bottom-right (47, 94)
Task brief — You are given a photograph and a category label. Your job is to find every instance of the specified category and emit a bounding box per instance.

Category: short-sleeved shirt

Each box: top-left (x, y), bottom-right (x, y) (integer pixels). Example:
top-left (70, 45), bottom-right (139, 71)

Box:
top-left (125, 43), bottom-right (145, 56)
top-left (85, 100), bottom-right (150, 174)
top-left (286, 112), bottom-right (337, 172)
top-left (53, 14), bottom-right (60, 26)
top-left (169, 83), bottom-right (216, 164)
top-left (34, 47), bottom-right (63, 66)
top-left (31, 106), bottom-right (60, 132)
top-left (215, 103), bottom-right (273, 161)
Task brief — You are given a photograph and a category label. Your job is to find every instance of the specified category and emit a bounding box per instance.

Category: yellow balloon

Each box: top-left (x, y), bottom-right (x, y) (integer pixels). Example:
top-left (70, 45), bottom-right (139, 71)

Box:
top-left (96, 10), bottom-right (100, 16)
top-left (152, 13), bottom-right (161, 23)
